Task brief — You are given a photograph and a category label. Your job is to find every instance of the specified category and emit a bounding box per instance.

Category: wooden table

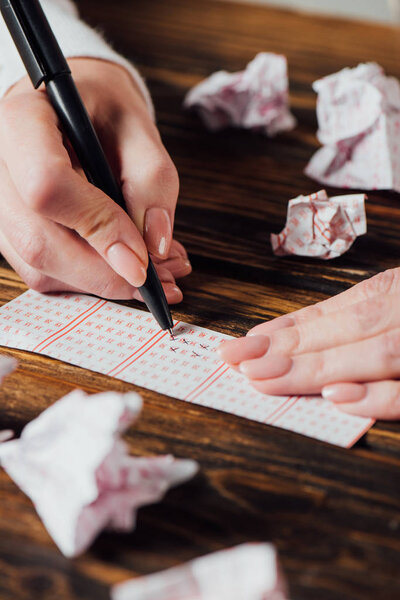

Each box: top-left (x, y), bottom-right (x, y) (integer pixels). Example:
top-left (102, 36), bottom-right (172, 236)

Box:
top-left (1, 1), bottom-right (399, 598)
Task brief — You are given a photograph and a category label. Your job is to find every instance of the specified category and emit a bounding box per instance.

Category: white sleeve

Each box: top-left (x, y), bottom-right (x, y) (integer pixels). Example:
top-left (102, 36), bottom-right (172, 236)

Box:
top-left (0, 0), bottom-right (154, 118)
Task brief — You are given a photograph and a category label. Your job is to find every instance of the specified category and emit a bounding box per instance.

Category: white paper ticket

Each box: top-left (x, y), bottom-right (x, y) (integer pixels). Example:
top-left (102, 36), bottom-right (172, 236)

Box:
top-left (0, 290), bottom-right (373, 447)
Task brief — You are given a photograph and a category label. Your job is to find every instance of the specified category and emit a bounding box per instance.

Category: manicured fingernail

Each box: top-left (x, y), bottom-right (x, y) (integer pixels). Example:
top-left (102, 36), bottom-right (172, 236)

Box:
top-left (247, 316), bottom-right (295, 336)
top-left (218, 335), bottom-right (270, 364)
top-left (322, 383), bottom-right (366, 404)
top-left (176, 259), bottom-right (192, 274)
top-left (240, 355), bottom-right (292, 380)
top-left (162, 283), bottom-right (183, 304)
top-left (144, 208), bottom-right (172, 258)
top-left (107, 242), bottom-right (147, 287)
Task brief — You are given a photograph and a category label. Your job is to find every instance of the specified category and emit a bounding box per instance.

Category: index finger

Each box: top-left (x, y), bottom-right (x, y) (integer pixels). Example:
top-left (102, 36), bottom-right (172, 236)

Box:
top-left (267, 293), bottom-right (399, 357)
top-left (0, 92), bottom-right (148, 288)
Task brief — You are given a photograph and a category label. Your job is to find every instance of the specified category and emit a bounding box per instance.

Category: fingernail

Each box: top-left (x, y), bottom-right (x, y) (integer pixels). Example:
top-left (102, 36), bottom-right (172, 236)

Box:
top-left (107, 242), bottom-right (147, 287)
top-left (175, 259), bottom-right (192, 277)
top-left (218, 335), bottom-right (270, 364)
top-left (163, 283), bottom-right (183, 304)
top-left (240, 355), bottom-right (292, 380)
top-left (144, 208), bottom-right (172, 258)
top-left (322, 383), bottom-right (366, 404)
top-left (170, 257), bottom-right (192, 270)
top-left (247, 316), bottom-right (295, 336)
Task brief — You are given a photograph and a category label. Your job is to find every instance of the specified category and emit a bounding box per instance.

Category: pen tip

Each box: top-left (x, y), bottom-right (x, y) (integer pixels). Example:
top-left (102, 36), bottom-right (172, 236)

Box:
top-left (168, 328), bottom-right (175, 340)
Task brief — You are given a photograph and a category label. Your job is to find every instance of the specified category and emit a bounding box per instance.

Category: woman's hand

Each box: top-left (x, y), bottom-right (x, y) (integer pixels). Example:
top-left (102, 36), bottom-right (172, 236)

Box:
top-left (0, 58), bottom-right (191, 302)
top-left (219, 268), bottom-right (400, 420)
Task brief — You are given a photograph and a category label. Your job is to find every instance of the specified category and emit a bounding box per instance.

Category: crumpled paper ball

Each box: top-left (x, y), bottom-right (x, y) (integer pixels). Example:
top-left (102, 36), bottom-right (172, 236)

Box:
top-left (0, 430), bottom-right (13, 443)
top-left (0, 354), bottom-right (16, 383)
top-left (0, 355), bottom-right (17, 443)
top-left (270, 189), bottom-right (366, 259)
top-left (184, 52), bottom-right (296, 136)
top-left (305, 63), bottom-right (400, 192)
top-left (0, 390), bottom-right (198, 557)
top-left (112, 542), bottom-right (289, 600)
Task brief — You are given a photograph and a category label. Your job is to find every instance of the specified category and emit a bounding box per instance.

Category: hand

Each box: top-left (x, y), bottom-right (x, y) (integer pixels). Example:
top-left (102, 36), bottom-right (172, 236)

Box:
top-left (218, 268), bottom-right (400, 420)
top-left (0, 58), bottom-right (191, 302)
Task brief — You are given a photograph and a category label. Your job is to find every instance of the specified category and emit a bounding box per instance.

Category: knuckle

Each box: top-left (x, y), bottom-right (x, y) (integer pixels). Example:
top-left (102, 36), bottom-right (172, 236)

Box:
top-left (360, 268), bottom-right (400, 298)
top-left (139, 156), bottom-right (179, 197)
top-left (77, 207), bottom-right (121, 243)
top-left (22, 270), bottom-right (52, 293)
top-left (353, 297), bottom-right (387, 333)
top-left (273, 326), bottom-right (301, 354)
top-left (314, 351), bottom-right (328, 382)
top-left (381, 329), bottom-right (400, 368)
top-left (290, 327), bottom-right (302, 353)
top-left (295, 303), bottom-right (323, 324)
top-left (23, 162), bottom-right (65, 213)
top-left (155, 160), bottom-right (179, 194)
top-left (17, 232), bottom-right (47, 271)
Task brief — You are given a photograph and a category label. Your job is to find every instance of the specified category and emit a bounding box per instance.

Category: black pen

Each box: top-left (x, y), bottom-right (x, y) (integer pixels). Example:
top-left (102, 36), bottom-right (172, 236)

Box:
top-left (0, 0), bottom-right (175, 338)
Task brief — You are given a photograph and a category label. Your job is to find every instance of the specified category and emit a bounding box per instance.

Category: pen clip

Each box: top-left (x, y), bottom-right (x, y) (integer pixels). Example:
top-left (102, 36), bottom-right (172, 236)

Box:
top-left (0, 0), bottom-right (70, 88)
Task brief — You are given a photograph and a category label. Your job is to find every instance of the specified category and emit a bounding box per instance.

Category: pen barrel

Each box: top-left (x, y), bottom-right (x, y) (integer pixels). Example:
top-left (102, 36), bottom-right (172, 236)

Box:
top-left (0, 0), bottom-right (70, 88)
top-left (139, 260), bottom-right (174, 330)
top-left (46, 75), bottom-right (173, 331)
top-left (46, 75), bottom-right (124, 206)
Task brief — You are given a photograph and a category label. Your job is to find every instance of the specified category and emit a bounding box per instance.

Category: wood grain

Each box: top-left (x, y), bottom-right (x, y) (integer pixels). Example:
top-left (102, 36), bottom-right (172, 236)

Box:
top-left (0, 1), bottom-right (399, 599)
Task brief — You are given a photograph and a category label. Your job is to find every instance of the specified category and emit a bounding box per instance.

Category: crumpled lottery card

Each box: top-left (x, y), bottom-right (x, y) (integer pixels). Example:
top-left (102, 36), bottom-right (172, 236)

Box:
top-left (271, 189), bottom-right (366, 259)
top-left (0, 355), bottom-right (16, 442)
top-left (112, 542), bottom-right (289, 600)
top-left (0, 390), bottom-right (198, 557)
top-left (184, 52), bottom-right (296, 136)
top-left (305, 62), bottom-right (400, 191)
top-left (0, 354), bottom-right (16, 384)
top-left (0, 430), bottom-right (12, 442)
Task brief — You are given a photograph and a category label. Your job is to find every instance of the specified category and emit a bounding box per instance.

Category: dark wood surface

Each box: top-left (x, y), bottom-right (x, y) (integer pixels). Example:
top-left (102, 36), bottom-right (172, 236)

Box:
top-left (1, 1), bottom-right (400, 598)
